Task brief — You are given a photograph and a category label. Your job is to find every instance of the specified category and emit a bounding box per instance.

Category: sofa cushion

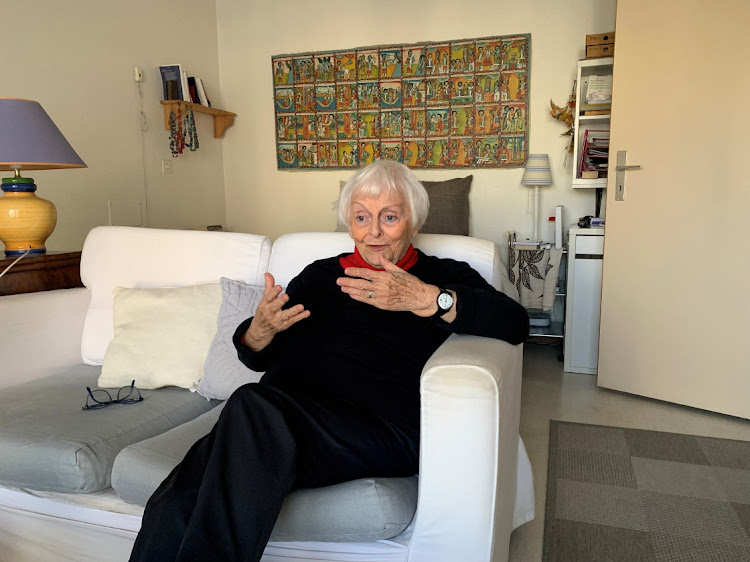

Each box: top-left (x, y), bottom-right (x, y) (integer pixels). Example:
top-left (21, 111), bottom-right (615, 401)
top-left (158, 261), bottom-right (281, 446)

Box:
top-left (99, 283), bottom-right (223, 390)
top-left (80, 226), bottom-right (272, 366)
top-left (419, 176), bottom-right (472, 235)
top-left (197, 278), bottom-right (265, 400)
top-left (273, 476), bottom-right (417, 542)
top-left (112, 404), bottom-right (418, 542)
top-left (0, 365), bottom-right (218, 493)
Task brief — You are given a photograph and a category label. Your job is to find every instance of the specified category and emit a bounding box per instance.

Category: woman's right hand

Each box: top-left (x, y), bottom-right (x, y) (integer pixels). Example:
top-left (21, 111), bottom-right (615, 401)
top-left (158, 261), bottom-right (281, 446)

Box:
top-left (243, 272), bottom-right (310, 351)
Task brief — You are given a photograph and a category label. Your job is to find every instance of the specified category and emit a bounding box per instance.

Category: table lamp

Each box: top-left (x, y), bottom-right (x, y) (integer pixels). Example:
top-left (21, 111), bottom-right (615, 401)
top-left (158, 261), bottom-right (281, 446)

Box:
top-left (0, 98), bottom-right (86, 256)
top-left (520, 154), bottom-right (553, 241)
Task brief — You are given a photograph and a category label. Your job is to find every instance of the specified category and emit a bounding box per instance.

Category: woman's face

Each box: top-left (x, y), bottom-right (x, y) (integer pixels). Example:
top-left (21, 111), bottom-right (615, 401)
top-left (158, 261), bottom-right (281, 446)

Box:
top-left (349, 189), bottom-right (414, 267)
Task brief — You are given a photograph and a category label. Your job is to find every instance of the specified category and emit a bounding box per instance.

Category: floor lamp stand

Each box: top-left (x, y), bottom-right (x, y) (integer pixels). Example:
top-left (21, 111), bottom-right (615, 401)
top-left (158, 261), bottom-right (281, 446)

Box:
top-left (533, 185), bottom-right (540, 241)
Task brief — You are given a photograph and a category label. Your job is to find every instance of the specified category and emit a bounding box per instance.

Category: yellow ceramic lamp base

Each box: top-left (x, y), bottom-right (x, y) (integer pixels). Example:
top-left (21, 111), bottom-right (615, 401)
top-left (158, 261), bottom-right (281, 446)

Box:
top-left (0, 177), bottom-right (57, 256)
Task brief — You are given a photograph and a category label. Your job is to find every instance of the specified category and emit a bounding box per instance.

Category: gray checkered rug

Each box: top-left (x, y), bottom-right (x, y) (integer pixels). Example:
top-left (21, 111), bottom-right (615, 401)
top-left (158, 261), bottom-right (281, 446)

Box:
top-left (543, 420), bottom-right (750, 561)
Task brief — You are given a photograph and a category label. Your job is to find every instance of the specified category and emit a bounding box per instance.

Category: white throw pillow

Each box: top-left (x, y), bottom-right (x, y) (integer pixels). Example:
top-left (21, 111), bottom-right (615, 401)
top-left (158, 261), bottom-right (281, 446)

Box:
top-left (98, 283), bottom-right (223, 390)
top-left (197, 278), bottom-right (265, 400)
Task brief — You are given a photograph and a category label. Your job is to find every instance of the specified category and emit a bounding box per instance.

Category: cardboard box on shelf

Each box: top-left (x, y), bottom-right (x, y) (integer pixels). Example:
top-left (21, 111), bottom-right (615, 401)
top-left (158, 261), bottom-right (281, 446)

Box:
top-left (586, 44), bottom-right (614, 58)
top-left (586, 32), bottom-right (615, 46)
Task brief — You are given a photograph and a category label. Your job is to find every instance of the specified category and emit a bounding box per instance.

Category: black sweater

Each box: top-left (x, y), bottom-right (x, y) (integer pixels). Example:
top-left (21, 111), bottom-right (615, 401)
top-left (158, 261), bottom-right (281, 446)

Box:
top-left (233, 250), bottom-right (528, 431)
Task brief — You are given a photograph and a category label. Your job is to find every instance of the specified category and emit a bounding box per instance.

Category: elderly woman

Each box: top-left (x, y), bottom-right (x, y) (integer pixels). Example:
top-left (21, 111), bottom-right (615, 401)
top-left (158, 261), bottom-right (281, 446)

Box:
top-left (130, 160), bottom-right (528, 561)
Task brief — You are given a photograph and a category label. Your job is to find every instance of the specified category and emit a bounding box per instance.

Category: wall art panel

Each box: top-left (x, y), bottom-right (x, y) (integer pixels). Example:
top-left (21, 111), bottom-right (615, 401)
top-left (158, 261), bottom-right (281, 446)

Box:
top-left (272, 34), bottom-right (529, 170)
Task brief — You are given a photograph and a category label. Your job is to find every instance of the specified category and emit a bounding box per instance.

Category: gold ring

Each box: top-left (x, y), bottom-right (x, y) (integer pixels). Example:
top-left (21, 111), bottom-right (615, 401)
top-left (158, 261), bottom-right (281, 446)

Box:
top-left (368, 290), bottom-right (373, 299)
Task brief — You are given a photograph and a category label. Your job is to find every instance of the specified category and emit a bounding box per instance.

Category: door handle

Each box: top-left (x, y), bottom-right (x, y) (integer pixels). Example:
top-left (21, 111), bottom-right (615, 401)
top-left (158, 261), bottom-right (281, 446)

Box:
top-left (615, 151), bottom-right (642, 201)
top-left (615, 164), bottom-right (641, 171)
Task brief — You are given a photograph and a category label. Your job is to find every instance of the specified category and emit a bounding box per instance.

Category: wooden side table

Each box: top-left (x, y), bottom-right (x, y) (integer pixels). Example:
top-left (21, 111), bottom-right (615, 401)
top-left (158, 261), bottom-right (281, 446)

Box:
top-left (0, 251), bottom-right (84, 296)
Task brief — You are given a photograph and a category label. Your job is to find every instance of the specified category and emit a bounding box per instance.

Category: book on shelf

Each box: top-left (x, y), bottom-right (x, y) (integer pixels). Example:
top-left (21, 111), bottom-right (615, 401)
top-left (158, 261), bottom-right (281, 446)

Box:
top-left (187, 77), bottom-right (198, 104)
top-left (580, 102), bottom-right (611, 111)
top-left (584, 152), bottom-right (609, 164)
top-left (528, 309), bottom-right (551, 327)
top-left (180, 70), bottom-right (191, 102)
top-left (579, 128), bottom-right (611, 176)
top-left (196, 78), bottom-right (211, 107)
top-left (584, 74), bottom-right (613, 104)
top-left (159, 64), bottom-right (184, 101)
top-left (583, 160), bottom-right (608, 171)
top-left (583, 109), bottom-right (611, 116)
top-left (581, 170), bottom-right (599, 179)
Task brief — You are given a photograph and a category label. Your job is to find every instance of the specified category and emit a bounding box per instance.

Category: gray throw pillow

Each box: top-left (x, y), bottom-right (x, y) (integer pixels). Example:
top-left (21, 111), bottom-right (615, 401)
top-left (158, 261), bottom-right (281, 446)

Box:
top-left (198, 278), bottom-right (264, 400)
top-left (419, 175), bottom-right (472, 235)
top-left (335, 176), bottom-right (472, 235)
top-left (112, 402), bottom-right (419, 542)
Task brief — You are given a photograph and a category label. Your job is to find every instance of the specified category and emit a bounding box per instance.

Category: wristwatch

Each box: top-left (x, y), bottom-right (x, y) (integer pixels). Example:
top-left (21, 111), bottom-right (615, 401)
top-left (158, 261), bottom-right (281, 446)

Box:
top-left (433, 288), bottom-right (454, 318)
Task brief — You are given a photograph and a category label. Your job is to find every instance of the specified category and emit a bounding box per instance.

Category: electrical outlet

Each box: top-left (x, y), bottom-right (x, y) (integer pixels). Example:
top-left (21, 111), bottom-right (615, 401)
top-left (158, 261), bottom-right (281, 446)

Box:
top-left (161, 159), bottom-right (173, 174)
top-left (134, 66), bottom-right (143, 82)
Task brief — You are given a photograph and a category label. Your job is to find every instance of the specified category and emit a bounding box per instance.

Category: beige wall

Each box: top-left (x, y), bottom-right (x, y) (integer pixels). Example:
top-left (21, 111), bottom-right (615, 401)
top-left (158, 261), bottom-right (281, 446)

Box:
top-left (216, 0), bottom-right (616, 244)
top-left (3, 0), bottom-right (227, 252)
top-left (4, 1), bottom-right (617, 251)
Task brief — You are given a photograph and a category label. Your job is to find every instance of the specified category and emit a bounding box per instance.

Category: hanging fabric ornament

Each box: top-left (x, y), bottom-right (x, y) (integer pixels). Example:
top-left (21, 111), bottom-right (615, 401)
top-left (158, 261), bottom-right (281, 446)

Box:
top-left (169, 109), bottom-right (179, 157)
top-left (169, 106), bottom-right (185, 157)
top-left (177, 106), bottom-right (185, 155)
top-left (185, 108), bottom-right (199, 152)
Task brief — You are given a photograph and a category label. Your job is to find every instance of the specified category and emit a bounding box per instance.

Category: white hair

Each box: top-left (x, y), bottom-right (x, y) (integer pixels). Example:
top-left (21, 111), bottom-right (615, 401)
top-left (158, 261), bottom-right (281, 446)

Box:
top-left (337, 160), bottom-right (429, 231)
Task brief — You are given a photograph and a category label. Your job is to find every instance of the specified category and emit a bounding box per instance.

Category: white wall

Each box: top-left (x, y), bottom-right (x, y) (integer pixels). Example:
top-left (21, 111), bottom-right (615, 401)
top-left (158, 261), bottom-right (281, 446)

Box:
top-left (3, 0), bottom-right (227, 252)
top-left (216, 0), bottom-right (616, 245)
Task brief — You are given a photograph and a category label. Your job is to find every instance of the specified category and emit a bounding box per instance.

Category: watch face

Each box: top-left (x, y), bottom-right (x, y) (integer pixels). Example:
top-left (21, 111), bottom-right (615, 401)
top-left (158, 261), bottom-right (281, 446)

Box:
top-left (437, 291), bottom-right (453, 310)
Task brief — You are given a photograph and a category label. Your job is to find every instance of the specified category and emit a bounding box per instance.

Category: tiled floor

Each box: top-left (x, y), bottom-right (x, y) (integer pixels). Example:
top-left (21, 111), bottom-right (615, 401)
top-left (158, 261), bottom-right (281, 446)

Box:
top-left (508, 342), bottom-right (750, 562)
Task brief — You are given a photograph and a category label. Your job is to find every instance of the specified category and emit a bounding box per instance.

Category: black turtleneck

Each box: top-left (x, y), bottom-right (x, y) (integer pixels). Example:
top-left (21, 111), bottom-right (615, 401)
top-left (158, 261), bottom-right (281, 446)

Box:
top-left (233, 250), bottom-right (528, 432)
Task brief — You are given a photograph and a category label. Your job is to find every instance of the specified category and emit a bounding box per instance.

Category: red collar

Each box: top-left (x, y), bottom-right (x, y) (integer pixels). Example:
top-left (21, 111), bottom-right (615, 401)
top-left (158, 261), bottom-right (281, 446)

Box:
top-left (339, 244), bottom-right (419, 271)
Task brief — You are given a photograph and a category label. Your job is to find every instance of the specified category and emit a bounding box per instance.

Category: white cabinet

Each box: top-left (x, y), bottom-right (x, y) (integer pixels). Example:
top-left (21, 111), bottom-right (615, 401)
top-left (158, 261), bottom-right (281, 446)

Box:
top-left (572, 57), bottom-right (613, 189)
top-left (564, 228), bottom-right (604, 374)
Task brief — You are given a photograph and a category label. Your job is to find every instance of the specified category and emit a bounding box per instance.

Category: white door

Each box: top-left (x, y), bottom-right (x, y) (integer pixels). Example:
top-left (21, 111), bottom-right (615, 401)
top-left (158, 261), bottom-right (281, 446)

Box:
top-left (597, 0), bottom-right (750, 418)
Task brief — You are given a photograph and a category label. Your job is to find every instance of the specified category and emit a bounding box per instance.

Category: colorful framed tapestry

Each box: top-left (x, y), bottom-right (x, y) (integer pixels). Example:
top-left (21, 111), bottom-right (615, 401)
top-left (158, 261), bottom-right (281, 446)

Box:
top-left (272, 34), bottom-right (530, 170)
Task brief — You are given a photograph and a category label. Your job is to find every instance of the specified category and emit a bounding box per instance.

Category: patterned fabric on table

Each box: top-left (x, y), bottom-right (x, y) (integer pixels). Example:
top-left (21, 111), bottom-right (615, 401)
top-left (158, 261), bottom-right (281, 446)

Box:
top-left (509, 247), bottom-right (563, 311)
top-left (543, 420), bottom-right (750, 562)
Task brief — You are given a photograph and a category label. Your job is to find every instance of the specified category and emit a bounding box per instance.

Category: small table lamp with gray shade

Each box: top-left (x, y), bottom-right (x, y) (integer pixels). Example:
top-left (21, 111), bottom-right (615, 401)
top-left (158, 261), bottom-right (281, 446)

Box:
top-left (520, 154), bottom-right (553, 242)
top-left (0, 98), bottom-right (86, 256)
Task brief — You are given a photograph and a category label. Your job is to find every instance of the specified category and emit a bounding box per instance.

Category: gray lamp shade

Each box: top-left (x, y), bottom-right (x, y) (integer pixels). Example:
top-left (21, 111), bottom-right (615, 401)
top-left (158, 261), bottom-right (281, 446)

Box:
top-left (0, 98), bottom-right (86, 171)
top-left (520, 154), bottom-right (552, 186)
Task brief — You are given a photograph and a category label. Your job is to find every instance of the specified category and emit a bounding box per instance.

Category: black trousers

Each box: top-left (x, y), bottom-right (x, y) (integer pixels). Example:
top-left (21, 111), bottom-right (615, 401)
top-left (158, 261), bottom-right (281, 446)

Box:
top-left (128, 383), bottom-right (419, 562)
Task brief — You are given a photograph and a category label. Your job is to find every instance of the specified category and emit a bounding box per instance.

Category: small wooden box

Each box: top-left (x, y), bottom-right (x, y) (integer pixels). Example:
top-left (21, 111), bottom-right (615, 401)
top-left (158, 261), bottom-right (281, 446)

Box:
top-left (586, 44), bottom-right (614, 58)
top-left (586, 32), bottom-right (615, 46)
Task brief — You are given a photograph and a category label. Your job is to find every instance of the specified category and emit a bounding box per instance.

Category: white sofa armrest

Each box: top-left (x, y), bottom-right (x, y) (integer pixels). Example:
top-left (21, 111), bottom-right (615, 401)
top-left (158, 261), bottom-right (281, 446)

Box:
top-left (0, 288), bottom-right (90, 389)
top-left (408, 334), bottom-right (523, 562)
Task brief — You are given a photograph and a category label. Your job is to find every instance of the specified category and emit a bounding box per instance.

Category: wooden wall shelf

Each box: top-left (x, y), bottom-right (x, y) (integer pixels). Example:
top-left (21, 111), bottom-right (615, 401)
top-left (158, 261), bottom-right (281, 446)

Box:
top-left (160, 101), bottom-right (237, 138)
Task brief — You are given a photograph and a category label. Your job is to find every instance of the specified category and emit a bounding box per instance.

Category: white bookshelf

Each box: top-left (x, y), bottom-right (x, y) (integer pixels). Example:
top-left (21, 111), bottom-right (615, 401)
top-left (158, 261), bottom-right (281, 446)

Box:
top-left (572, 57), bottom-right (613, 189)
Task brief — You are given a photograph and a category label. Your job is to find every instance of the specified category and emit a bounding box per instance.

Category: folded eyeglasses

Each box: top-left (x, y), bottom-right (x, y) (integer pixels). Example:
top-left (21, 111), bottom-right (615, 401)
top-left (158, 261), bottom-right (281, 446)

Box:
top-left (82, 380), bottom-right (143, 411)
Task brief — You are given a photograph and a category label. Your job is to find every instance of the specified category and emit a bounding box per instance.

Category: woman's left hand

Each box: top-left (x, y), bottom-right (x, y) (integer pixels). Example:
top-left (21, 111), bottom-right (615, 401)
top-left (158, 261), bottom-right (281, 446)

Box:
top-left (336, 254), bottom-right (439, 318)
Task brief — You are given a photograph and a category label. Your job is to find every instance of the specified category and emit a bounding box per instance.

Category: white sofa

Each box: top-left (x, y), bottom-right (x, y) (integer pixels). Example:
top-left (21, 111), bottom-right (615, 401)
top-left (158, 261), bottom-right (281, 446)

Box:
top-left (0, 226), bottom-right (534, 562)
